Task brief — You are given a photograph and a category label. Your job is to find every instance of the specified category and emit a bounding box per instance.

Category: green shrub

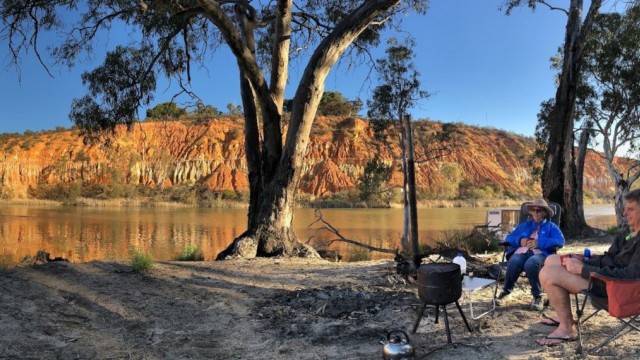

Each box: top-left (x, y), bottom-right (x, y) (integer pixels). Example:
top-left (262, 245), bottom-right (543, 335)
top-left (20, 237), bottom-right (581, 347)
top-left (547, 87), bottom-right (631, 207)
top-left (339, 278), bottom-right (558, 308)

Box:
top-left (220, 189), bottom-right (239, 200)
top-left (430, 227), bottom-right (501, 254)
top-left (227, 129), bottom-right (241, 141)
top-left (466, 229), bottom-right (501, 253)
top-left (236, 190), bottom-right (249, 202)
top-left (29, 182), bottom-right (82, 203)
top-left (4, 139), bottom-right (19, 152)
top-left (105, 184), bottom-right (127, 199)
top-left (146, 102), bottom-right (187, 119)
top-left (606, 225), bottom-right (622, 234)
top-left (74, 150), bottom-right (91, 162)
top-left (176, 243), bottom-right (205, 261)
top-left (0, 186), bottom-right (14, 200)
top-left (20, 138), bottom-right (37, 150)
top-left (131, 250), bottom-right (154, 273)
top-left (166, 185), bottom-right (197, 204)
top-left (345, 246), bottom-right (371, 261)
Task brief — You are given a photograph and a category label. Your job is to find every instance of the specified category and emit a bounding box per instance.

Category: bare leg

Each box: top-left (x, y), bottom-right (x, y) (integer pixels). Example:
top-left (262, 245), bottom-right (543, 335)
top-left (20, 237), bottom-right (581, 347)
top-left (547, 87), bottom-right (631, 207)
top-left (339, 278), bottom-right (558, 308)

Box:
top-left (544, 254), bottom-right (561, 266)
top-left (539, 254), bottom-right (577, 324)
top-left (537, 263), bottom-right (589, 345)
top-left (540, 255), bottom-right (563, 324)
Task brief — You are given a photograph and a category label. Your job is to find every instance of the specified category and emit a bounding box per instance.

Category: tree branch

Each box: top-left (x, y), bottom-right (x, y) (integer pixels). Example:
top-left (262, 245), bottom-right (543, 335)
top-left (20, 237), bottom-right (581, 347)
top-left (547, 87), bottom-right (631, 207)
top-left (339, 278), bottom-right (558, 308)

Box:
top-left (285, 0), bottom-right (401, 170)
top-left (308, 209), bottom-right (397, 254)
top-left (538, 1), bottom-right (569, 16)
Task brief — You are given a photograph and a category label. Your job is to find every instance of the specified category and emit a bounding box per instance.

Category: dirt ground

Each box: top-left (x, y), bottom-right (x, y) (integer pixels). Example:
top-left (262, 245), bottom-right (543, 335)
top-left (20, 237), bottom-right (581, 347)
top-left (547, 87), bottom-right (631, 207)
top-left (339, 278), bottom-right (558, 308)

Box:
top-left (1, 237), bottom-right (639, 360)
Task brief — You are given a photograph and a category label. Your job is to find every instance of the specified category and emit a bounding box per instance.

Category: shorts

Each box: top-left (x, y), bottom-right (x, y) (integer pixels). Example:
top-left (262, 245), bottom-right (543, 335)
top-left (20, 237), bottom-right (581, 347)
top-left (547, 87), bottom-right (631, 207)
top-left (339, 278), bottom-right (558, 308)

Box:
top-left (590, 278), bottom-right (607, 298)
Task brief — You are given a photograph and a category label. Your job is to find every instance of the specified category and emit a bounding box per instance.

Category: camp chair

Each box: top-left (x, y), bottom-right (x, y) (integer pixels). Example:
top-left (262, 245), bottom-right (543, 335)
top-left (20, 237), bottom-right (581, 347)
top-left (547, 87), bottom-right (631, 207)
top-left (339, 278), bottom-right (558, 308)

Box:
top-left (574, 273), bottom-right (640, 353)
top-left (491, 202), bottom-right (561, 298)
top-left (491, 202), bottom-right (561, 279)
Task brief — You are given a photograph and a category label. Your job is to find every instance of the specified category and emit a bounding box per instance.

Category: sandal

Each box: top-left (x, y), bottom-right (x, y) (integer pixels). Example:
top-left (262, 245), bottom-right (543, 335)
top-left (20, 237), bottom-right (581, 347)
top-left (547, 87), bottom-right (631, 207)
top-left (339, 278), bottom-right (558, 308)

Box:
top-left (537, 335), bottom-right (577, 346)
top-left (540, 313), bottom-right (560, 327)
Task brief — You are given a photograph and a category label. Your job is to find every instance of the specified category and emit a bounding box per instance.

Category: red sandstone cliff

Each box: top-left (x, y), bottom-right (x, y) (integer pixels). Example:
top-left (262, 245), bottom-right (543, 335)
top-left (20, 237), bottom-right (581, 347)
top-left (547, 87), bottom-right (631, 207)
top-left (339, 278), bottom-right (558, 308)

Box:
top-left (0, 116), bottom-right (618, 200)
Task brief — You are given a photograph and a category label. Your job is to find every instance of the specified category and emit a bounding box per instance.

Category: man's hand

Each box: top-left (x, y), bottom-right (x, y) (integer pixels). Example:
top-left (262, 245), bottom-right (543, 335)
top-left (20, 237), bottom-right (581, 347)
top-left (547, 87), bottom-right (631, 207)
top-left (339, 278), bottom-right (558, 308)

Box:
top-left (562, 257), bottom-right (584, 275)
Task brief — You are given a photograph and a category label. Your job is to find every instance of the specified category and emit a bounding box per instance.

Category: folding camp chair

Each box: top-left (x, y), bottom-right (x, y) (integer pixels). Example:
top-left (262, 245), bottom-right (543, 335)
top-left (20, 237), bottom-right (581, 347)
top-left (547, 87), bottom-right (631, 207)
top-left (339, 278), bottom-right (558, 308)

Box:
top-left (492, 201), bottom-right (561, 295)
top-left (574, 273), bottom-right (640, 353)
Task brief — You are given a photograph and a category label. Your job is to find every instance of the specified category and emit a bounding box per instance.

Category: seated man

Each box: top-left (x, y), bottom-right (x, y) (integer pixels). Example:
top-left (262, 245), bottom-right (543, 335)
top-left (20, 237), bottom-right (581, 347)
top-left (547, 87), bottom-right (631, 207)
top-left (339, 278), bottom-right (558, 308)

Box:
top-left (537, 189), bottom-right (640, 346)
top-left (496, 199), bottom-right (565, 311)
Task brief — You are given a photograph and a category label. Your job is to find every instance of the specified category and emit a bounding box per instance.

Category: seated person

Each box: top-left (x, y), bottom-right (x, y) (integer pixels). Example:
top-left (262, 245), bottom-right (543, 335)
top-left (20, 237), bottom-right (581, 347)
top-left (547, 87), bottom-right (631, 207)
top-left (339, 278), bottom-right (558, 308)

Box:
top-left (496, 199), bottom-right (565, 311)
top-left (537, 189), bottom-right (640, 346)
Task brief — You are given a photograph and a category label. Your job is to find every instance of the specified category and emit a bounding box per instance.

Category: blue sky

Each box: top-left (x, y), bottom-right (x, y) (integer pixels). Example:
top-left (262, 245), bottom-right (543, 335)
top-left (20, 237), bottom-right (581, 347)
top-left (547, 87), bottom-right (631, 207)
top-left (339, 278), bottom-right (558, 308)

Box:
top-left (0, 1), bottom-right (613, 136)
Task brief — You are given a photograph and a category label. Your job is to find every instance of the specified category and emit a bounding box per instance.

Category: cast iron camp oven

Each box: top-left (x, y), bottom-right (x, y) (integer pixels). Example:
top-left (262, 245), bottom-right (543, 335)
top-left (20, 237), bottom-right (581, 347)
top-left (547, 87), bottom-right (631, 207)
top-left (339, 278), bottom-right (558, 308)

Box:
top-left (416, 263), bottom-right (462, 305)
top-left (412, 263), bottom-right (471, 343)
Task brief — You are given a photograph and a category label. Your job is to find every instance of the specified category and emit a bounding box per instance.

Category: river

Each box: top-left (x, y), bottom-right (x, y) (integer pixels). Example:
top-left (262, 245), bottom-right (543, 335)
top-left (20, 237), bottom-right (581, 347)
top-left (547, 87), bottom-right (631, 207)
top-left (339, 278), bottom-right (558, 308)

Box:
top-left (0, 203), bottom-right (617, 267)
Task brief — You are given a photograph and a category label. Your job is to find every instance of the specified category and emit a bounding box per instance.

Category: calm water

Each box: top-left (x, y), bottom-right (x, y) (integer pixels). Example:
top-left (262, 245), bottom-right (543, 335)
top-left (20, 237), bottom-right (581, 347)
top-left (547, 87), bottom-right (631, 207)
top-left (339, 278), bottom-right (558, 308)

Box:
top-left (0, 204), bottom-right (616, 267)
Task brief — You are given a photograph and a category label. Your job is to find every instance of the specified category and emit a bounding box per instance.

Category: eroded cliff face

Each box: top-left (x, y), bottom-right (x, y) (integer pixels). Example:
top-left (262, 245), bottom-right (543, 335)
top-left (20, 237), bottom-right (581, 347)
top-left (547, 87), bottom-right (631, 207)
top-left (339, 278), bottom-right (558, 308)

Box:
top-left (0, 116), bottom-right (616, 200)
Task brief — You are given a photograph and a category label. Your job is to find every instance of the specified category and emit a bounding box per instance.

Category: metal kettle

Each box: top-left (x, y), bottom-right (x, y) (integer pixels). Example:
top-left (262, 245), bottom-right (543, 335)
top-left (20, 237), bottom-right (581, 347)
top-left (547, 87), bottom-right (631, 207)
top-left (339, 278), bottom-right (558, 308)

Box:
top-left (382, 329), bottom-right (415, 360)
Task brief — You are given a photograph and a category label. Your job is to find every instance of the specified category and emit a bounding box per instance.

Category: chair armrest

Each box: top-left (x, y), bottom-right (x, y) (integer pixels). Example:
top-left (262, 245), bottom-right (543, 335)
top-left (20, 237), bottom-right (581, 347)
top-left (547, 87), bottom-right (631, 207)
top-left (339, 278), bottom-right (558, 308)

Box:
top-left (498, 241), bottom-right (511, 263)
top-left (590, 273), bottom-right (640, 285)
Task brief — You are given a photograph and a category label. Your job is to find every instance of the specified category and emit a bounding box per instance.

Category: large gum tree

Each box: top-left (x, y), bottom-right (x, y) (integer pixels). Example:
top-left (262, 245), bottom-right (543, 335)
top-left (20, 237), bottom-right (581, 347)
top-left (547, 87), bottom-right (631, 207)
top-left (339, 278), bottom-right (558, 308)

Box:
top-left (503, 0), bottom-right (603, 238)
top-left (1, 0), bottom-right (428, 259)
top-left (579, 5), bottom-right (640, 228)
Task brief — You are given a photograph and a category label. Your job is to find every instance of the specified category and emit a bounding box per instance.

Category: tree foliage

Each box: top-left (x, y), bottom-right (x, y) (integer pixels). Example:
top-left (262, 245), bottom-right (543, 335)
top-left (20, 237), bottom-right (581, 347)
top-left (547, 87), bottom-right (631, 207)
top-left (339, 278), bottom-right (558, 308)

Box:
top-left (367, 38), bottom-right (428, 137)
top-left (432, 162), bottom-right (464, 199)
top-left (532, 98), bottom-right (553, 179)
top-left (367, 39), bottom-right (462, 163)
top-left (579, 5), bottom-right (640, 226)
top-left (357, 158), bottom-right (392, 206)
top-left (146, 102), bottom-right (188, 120)
top-left (283, 91), bottom-right (361, 116)
top-left (226, 103), bottom-right (243, 116)
top-left (366, 37), bottom-right (430, 268)
top-left (194, 103), bottom-right (222, 117)
top-left (317, 91), bottom-right (362, 116)
top-left (146, 101), bottom-right (221, 120)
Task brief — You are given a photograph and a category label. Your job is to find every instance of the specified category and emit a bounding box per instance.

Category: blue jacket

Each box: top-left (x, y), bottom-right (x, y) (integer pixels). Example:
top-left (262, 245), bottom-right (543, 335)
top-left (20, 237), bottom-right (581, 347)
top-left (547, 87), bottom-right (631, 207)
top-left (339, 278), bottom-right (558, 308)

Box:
top-left (504, 219), bottom-right (565, 257)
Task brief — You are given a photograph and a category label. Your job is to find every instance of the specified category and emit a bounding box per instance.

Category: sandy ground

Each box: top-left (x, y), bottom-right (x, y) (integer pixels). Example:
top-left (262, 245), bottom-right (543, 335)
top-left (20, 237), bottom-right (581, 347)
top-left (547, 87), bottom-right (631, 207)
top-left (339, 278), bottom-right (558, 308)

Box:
top-left (1, 238), bottom-right (639, 360)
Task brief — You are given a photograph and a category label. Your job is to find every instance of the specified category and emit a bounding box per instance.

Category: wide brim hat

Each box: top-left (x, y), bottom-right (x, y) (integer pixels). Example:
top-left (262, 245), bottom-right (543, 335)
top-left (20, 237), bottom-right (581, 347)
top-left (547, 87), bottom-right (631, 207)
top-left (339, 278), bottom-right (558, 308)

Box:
top-left (527, 198), bottom-right (555, 217)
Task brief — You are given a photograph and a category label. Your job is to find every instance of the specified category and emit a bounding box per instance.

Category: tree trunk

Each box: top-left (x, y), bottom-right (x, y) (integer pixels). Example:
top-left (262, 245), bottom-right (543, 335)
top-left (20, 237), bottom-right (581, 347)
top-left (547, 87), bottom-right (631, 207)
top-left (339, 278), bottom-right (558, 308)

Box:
top-left (216, 162), bottom-right (319, 260)
top-left (602, 137), bottom-right (640, 228)
top-left (542, 0), bottom-right (602, 238)
top-left (606, 160), bottom-right (640, 228)
top-left (614, 179), bottom-right (630, 228)
top-left (575, 126), bottom-right (590, 220)
top-left (217, 0), bottom-right (401, 259)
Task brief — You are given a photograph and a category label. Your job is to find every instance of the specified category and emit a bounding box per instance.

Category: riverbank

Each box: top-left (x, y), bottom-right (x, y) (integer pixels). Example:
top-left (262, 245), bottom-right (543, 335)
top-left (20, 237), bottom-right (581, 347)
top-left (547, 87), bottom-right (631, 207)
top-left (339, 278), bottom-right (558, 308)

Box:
top-left (1, 236), bottom-right (637, 359)
top-left (1, 197), bottom-right (614, 209)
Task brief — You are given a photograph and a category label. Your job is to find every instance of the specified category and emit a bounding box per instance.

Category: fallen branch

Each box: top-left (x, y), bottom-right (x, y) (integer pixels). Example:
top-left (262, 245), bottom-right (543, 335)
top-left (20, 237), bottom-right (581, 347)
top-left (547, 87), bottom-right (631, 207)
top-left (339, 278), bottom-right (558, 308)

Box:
top-left (307, 209), bottom-right (397, 255)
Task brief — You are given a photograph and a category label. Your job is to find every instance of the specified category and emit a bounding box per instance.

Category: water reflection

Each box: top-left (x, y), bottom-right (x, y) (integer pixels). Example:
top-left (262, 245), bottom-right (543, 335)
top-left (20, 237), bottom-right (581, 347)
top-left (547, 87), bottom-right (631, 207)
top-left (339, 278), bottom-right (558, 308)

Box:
top-left (0, 204), bottom-right (617, 267)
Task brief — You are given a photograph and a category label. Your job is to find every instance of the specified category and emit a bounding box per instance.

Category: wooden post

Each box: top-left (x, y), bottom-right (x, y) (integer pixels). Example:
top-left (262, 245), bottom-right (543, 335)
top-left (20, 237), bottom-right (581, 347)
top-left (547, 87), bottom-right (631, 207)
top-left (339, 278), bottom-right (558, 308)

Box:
top-left (403, 114), bottom-right (420, 268)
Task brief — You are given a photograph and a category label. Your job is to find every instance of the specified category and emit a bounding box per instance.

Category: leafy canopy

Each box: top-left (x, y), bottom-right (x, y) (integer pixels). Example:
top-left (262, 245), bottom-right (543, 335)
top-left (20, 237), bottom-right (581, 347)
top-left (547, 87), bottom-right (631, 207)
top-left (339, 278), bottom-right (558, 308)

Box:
top-left (146, 102), bottom-right (188, 120)
top-left (317, 91), bottom-right (362, 117)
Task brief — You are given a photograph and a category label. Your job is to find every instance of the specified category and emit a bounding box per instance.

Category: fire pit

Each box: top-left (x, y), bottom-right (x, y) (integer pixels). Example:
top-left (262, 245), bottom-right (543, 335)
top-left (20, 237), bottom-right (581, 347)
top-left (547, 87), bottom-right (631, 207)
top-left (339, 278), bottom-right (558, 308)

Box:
top-left (411, 263), bottom-right (472, 343)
